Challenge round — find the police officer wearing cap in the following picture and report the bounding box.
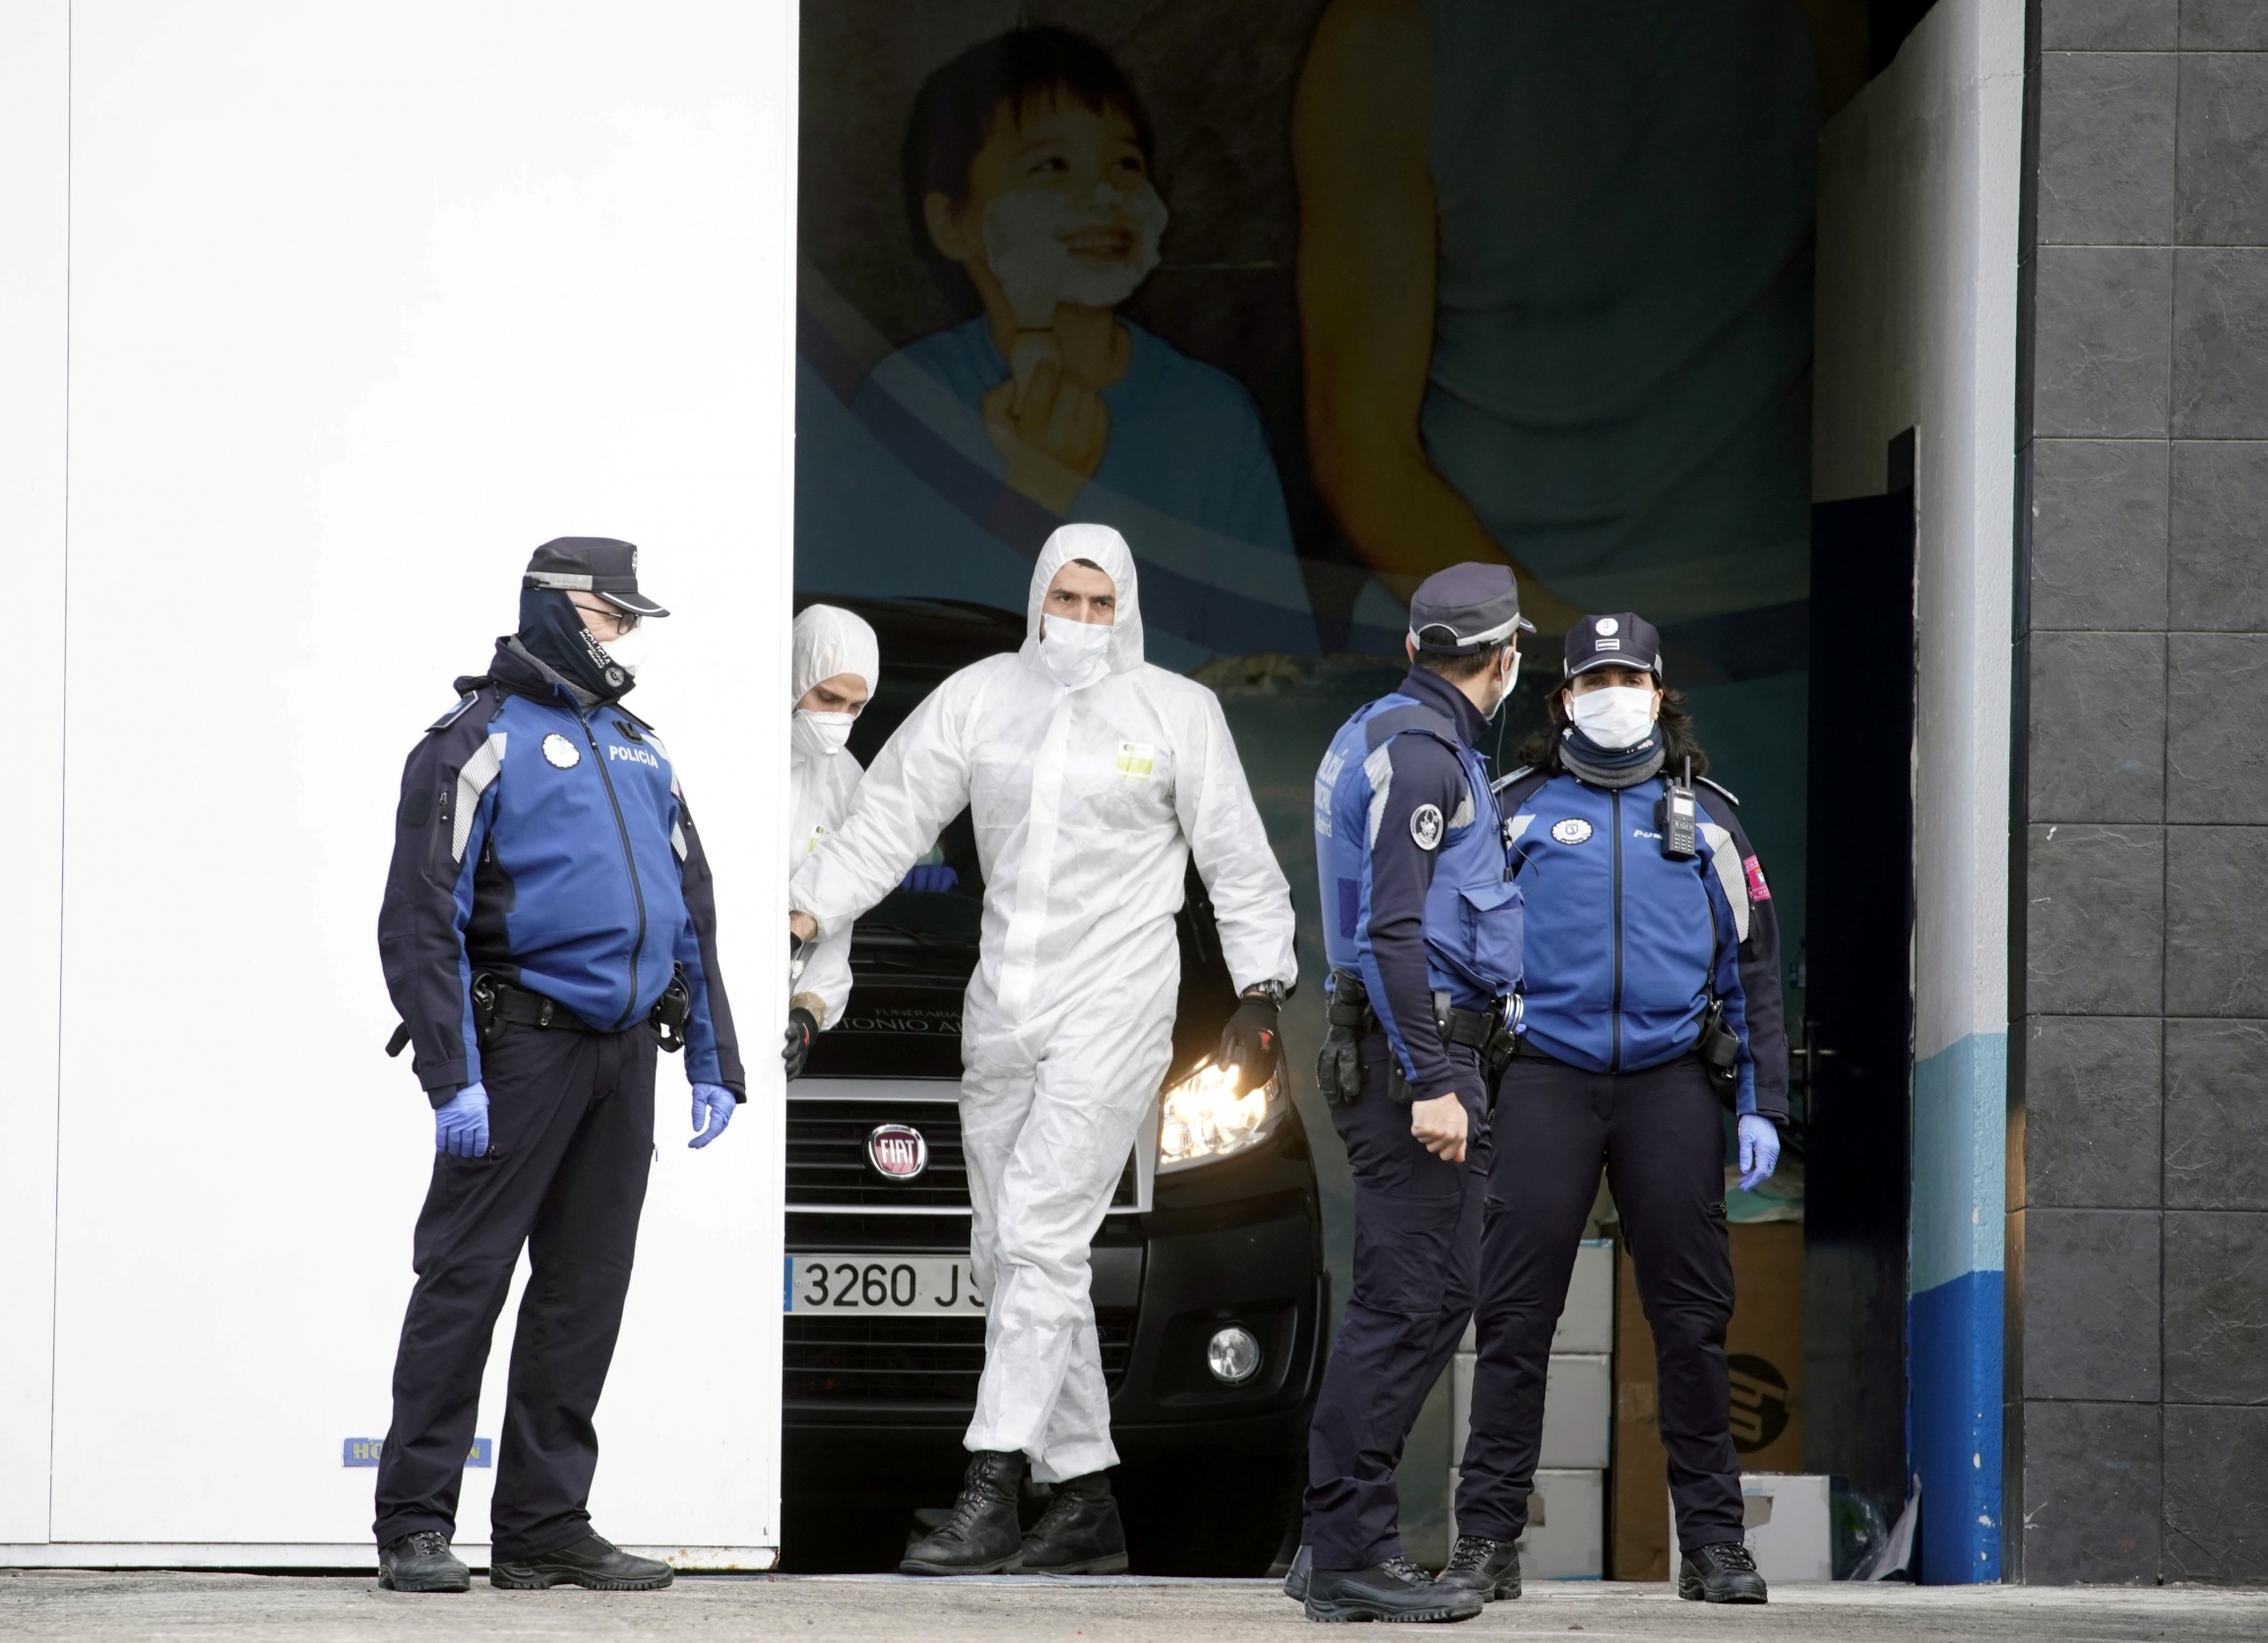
[372,537,745,1595]
[1290,564,1530,1623]
[1444,613,1788,1607]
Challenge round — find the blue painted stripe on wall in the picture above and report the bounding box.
[1910,1269,2003,1583]
[1910,1032,2007,1294]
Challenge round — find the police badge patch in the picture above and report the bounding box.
[1550,817,1594,845]
[1410,803,1444,851]
[541,732,582,769]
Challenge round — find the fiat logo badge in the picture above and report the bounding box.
[866,1123,928,1181]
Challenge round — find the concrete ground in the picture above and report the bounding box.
[6,1571,2267,1642]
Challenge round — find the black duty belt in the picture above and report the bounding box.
[475,975,599,1036]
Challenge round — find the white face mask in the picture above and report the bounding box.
[1039,612,1114,689]
[792,709,855,761]
[981,181,1168,328]
[598,624,651,677]
[1567,684,1658,750]
[1482,648,1522,723]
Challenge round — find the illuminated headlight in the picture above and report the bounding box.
[1159,1059,1284,1173]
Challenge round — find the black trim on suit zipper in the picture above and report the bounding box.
[1609,787,1623,1072]
[577,706,647,1029]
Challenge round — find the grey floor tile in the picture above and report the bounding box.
[2166,1019,2268,1209]
[2028,632,2167,823]
[2012,1399,2162,1583]
[2183,0,2268,50]
[2032,248,2174,438]
[2027,439,2169,633]
[2025,824,2166,1016]
[2166,1212,2268,1401]
[2166,1405,2268,1579]
[2040,53,2177,247]
[2170,440,2268,629]
[2178,53,2268,246]
[2024,1016,2163,1210]
[2166,827,2268,1015]
[2174,249,2268,438]
[2018,1207,2163,1401]
[2168,634,2268,822]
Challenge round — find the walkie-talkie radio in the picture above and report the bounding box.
[1657,756,1698,860]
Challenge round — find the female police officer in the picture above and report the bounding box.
[1440,612,1787,1607]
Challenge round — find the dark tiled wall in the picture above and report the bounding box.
[2010,0,2268,1586]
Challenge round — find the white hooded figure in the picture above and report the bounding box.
[789,524,1296,1499]
[788,604,880,1033]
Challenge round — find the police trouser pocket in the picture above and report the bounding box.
[1351,1189,1466,1317]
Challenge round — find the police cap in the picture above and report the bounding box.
[1407,562,1535,656]
[523,537,669,618]
[1563,612,1664,680]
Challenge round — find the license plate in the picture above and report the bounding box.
[786,1253,986,1314]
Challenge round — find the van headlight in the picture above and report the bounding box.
[1159,1059,1284,1173]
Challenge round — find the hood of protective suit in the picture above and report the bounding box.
[1022,523,1145,677]
[792,603,880,705]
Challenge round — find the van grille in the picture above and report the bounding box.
[787,1091,1135,1211]
[783,1308,1136,1404]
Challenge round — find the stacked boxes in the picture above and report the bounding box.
[1446,1237,1614,1578]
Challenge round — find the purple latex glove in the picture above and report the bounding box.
[435,1082,490,1159]
[901,863,959,895]
[689,1082,737,1150]
[1736,1113,1781,1192]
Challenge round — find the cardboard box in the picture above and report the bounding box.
[1451,1467,1604,1578]
[1610,1223,1805,1580]
[1670,1474,1832,1583]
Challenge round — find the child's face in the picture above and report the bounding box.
[934,95,1152,279]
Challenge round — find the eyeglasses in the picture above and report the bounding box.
[569,600,640,637]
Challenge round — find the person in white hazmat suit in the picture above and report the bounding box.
[788,523,1297,1577]
[783,604,881,1075]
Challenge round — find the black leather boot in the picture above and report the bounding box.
[489,1533,671,1591]
[1304,1556,1483,1623]
[1436,1534,1522,1601]
[1016,1471,1128,1575]
[1281,1543,1312,1602]
[901,1450,1027,1575]
[1677,1540,1769,1603]
[377,1531,470,1593]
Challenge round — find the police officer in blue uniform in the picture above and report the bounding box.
[372,538,745,1595]
[1442,613,1786,1607]
[1292,564,1529,1624]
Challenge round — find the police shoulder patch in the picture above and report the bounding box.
[1410,802,1444,852]
[425,691,481,733]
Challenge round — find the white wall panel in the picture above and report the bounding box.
[46,0,792,1557]
[0,0,71,1547]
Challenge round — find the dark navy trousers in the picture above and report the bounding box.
[373,1022,656,1559]
[1303,1033,1490,1571]
[1454,1050,1744,1554]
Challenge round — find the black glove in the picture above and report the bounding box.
[1315,1024,1362,1106]
[783,1006,817,1079]
[1219,991,1281,1092]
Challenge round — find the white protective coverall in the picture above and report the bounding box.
[788,604,880,1029]
[790,524,1296,1481]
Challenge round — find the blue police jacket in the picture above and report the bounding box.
[1498,762,1787,1119]
[1314,667,1521,1098]
[379,638,744,1105]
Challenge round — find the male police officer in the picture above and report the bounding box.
[373,537,745,1594]
[1293,564,1528,1623]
